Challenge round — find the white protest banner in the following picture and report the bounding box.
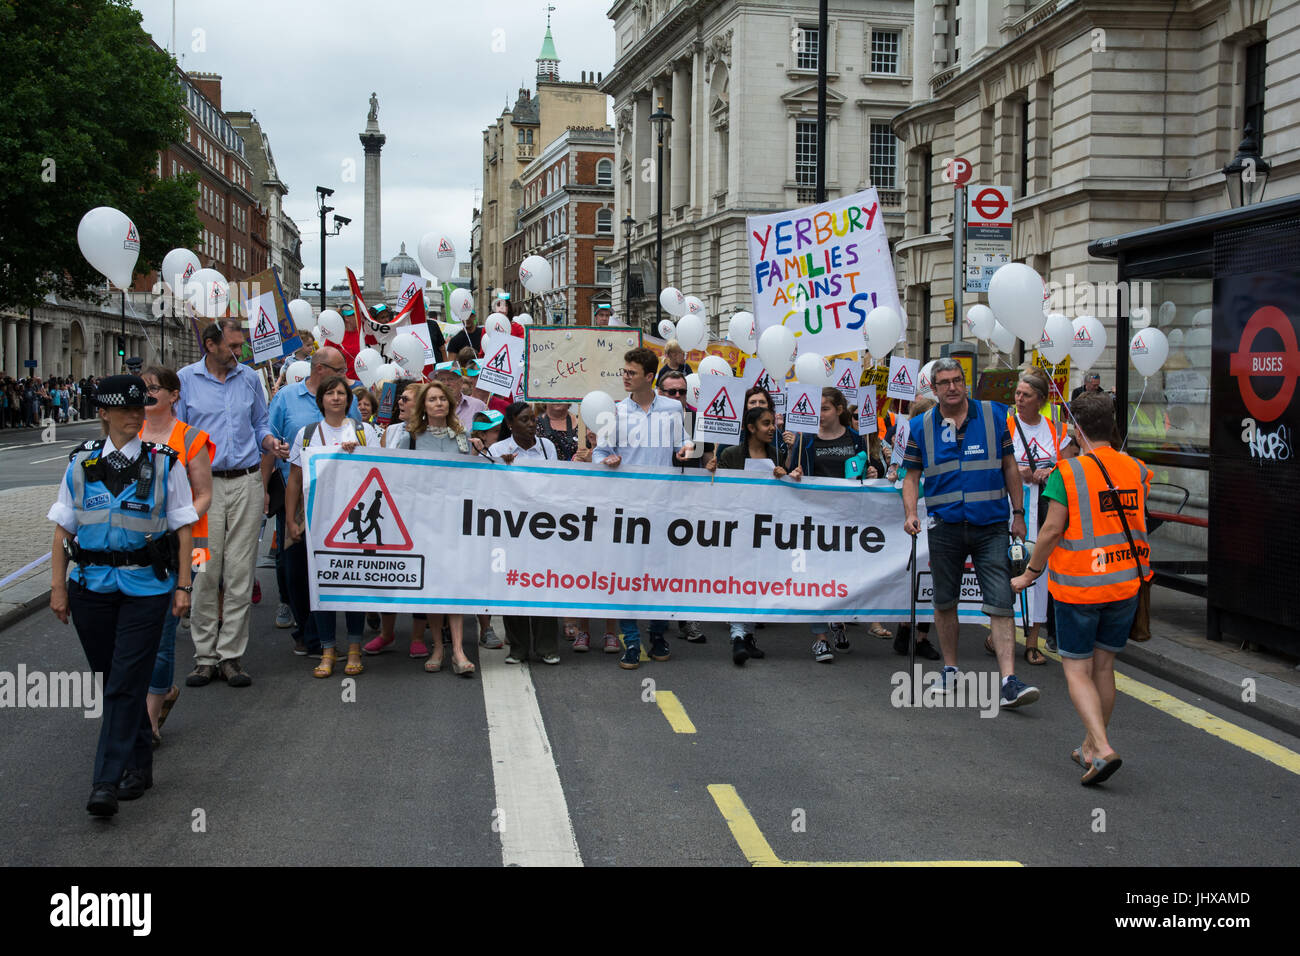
[744,363,786,413]
[246,290,282,364]
[480,336,525,398]
[832,359,862,405]
[784,383,821,434]
[396,273,424,312]
[747,187,903,358]
[301,450,984,622]
[886,356,920,401]
[407,322,436,364]
[525,326,641,401]
[694,378,745,443]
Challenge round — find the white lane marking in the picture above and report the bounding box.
[479,615,583,867]
[29,455,70,464]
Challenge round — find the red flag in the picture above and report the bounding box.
[346,266,373,327]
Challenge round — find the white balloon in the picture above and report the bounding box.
[1167,328,1185,347]
[1187,328,1212,349]
[448,288,474,321]
[318,309,345,344]
[391,333,426,372]
[579,390,617,431]
[795,351,832,386]
[728,312,756,352]
[1158,301,1177,327]
[988,263,1048,344]
[966,304,996,341]
[516,312,533,326]
[756,326,796,377]
[1070,315,1107,371]
[374,363,402,384]
[1130,328,1169,378]
[287,298,315,333]
[354,348,383,386]
[485,314,511,338]
[311,325,322,342]
[286,361,311,385]
[519,255,553,294]
[1192,308,1212,327]
[685,373,702,407]
[988,321,1017,354]
[659,287,687,317]
[160,248,200,296]
[1130,306,1151,330]
[76,206,140,290]
[417,233,456,282]
[918,360,936,397]
[657,319,676,339]
[675,313,707,352]
[1039,313,1074,364]
[864,306,903,357]
[683,295,706,318]
[189,268,229,319]
[698,354,731,377]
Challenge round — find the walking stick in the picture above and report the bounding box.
[908,530,918,682]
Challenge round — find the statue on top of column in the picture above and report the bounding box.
[368,92,379,123]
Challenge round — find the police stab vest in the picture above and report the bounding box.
[68,439,176,597]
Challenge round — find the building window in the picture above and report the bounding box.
[871,30,900,74]
[517,128,533,145]
[796,26,820,70]
[596,158,613,186]
[921,147,933,232]
[920,285,932,362]
[1020,97,1030,198]
[1245,40,1266,150]
[596,256,612,285]
[795,119,818,199]
[869,122,897,188]
[597,208,613,234]
[953,1,961,64]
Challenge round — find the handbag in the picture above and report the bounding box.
[1085,452,1152,642]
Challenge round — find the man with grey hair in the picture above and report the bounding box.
[268,346,359,654]
[176,319,289,688]
[901,357,1040,708]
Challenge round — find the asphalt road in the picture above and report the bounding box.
[0,420,102,492]
[1,596,1296,866]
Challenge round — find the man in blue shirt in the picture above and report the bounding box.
[175,319,288,689]
[901,358,1039,709]
[267,346,358,654]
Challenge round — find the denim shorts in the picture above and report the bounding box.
[1053,596,1138,659]
[926,519,1014,617]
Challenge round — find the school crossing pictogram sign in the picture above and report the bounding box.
[324,468,414,552]
[790,392,816,416]
[693,380,745,442]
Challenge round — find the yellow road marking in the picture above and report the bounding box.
[1010,627,1300,776]
[707,784,1021,867]
[656,691,696,734]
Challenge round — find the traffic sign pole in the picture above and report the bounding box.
[953,185,965,345]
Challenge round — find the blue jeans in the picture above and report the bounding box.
[314,611,365,650]
[1054,596,1138,659]
[926,519,1014,616]
[619,619,666,647]
[149,607,179,695]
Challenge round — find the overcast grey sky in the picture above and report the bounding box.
[132,0,616,290]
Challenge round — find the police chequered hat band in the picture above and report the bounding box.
[95,375,157,408]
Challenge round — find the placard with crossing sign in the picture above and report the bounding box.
[965,185,1013,294]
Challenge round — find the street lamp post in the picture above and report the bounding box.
[650,96,673,331]
[1222,124,1270,208]
[622,210,635,324]
[316,186,350,312]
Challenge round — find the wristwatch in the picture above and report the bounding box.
[1012,508,1025,515]
[177,585,193,593]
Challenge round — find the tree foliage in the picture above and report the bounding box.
[0,0,201,309]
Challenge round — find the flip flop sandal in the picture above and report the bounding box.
[869,623,893,638]
[1024,645,1047,665]
[344,652,364,676]
[1070,744,1088,769]
[1081,753,1123,786]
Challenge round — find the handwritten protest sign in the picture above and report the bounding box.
[747,187,903,357]
[525,326,641,402]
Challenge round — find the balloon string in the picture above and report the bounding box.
[1121,377,1148,452]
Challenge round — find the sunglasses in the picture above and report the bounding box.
[662,388,686,397]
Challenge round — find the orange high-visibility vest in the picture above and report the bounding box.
[1007,411,1064,464]
[1047,447,1153,604]
[151,420,214,567]
[877,411,895,441]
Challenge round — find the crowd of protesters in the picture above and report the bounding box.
[48,290,1152,815]
[2,374,98,427]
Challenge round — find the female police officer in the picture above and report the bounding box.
[47,375,197,817]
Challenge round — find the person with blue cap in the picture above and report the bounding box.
[47,375,198,817]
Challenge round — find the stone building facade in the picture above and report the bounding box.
[601,0,915,334]
[229,111,304,300]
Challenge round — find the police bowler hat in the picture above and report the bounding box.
[95,375,156,408]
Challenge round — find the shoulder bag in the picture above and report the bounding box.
[1085,452,1152,642]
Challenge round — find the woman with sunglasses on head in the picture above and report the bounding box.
[285,376,380,679]
[137,366,214,747]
